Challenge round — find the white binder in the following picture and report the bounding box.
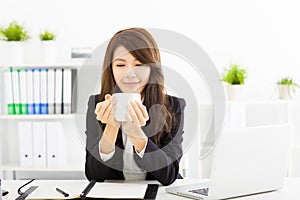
[63,69,72,114]
[26,69,35,114]
[12,69,21,114]
[19,69,28,114]
[47,69,55,114]
[55,69,63,114]
[40,69,48,114]
[46,122,67,168]
[32,121,47,168]
[18,122,34,167]
[4,69,14,114]
[33,69,41,114]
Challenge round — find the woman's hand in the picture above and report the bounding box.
[123,100,149,132]
[122,100,149,152]
[95,94,120,129]
[96,94,121,154]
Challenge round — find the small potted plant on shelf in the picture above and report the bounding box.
[39,30,56,63]
[0,21,30,65]
[221,64,247,100]
[277,77,299,100]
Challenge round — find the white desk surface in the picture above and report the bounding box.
[2,178,300,199]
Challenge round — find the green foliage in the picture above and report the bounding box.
[277,77,299,87]
[221,64,247,85]
[39,30,56,41]
[0,21,30,41]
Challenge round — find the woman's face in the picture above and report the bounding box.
[112,46,151,94]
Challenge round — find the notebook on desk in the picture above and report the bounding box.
[24,181,158,199]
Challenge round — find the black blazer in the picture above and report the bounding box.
[85,94,186,186]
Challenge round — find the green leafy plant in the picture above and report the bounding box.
[221,64,247,85]
[39,30,56,41]
[0,21,30,41]
[277,77,299,87]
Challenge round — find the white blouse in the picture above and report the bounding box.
[99,131,148,180]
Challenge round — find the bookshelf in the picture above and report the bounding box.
[0,60,92,179]
[0,60,85,69]
[0,114,76,120]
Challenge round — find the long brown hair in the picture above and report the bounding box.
[100,28,173,145]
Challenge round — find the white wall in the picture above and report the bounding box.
[1,0,300,97]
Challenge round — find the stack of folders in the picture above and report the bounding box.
[18,121,67,168]
[3,67,76,115]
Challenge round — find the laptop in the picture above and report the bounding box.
[166,124,292,199]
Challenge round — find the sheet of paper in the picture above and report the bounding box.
[26,180,88,199]
[88,182,148,199]
[25,181,147,199]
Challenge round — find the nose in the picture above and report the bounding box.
[125,67,136,78]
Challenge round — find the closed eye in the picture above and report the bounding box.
[116,64,125,67]
[136,64,146,67]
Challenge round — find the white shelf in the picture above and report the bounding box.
[0,114,77,120]
[0,59,90,179]
[227,99,295,104]
[199,99,297,105]
[0,59,85,68]
[292,145,300,149]
[0,164,84,172]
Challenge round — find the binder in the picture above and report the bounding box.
[46,122,66,168]
[40,68,48,114]
[47,69,55,114]
[18,122,34,167]
[33,69,41,114]
[27,69,35,114]
[12,69,22,114]
[55,68,63,114]
[4,68,15,114]
[32,121,47,168]
[63,69,72,114]
[19,69,28,114]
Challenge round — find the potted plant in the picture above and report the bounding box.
[277,77,299,100]
[0,21,30,64]
[221,64,247,100]
[39,30,56,63]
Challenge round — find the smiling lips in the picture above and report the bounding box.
[123,82,140,87]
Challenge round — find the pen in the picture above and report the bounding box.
[80,180,96,199]
[56,187,69,197]
[2,189,9,196]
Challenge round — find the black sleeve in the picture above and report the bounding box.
[84,95,123,182]
[133,97,186,186]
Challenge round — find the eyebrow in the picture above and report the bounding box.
[113,58,139,62]
[114,58,126,62]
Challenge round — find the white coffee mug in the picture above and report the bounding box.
[113,93,141,121]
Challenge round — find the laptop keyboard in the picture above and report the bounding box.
[188,188,209,196]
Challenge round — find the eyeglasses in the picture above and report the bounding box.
[16,179,38,200]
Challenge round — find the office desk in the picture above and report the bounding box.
[2,178,300,199]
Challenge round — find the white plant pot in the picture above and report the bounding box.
[278,85,292,100]
[226,84,245,100]
[3,41,23,65]
[40,40,56,63]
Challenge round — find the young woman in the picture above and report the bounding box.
[85,28,186,186]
